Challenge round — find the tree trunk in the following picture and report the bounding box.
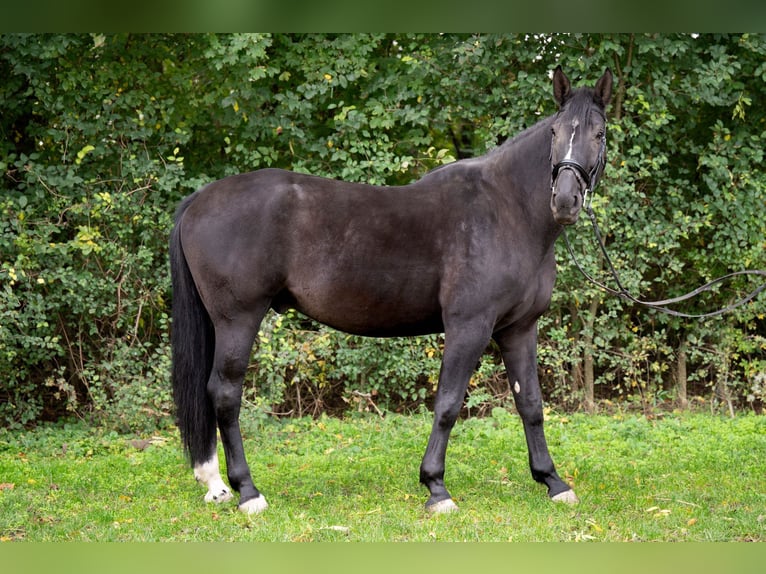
[676,339,688,410]
[569,304,583,400]
[582,297,600,413]
[570,360,583,396]
[715,352,735,419]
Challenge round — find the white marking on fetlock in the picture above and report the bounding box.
[239,495,269,514]
[194,454,233,504]
[427,498,459,514]
[551,489,579,504]
[513,380,521,394]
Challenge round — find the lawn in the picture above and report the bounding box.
[1,409,764,542]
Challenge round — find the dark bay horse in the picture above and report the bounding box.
[170,66,613,514]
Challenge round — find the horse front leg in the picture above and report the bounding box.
[420,321,492,513]
[494,323,578,504]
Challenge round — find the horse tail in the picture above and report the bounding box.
[169,192,217,465]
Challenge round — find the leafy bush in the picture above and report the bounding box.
[246,310,443,417]
[0,35,188,429]
[1,33,764,430]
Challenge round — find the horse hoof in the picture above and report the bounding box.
[426,498,459,514]
[204,487,233,504]
[551,489,579,504]
[239,495,269,514]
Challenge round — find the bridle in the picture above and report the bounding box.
[550,132,607,204]
[555,132,766,319]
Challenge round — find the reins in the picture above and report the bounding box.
[562,200,766,319]
[550,116,766,319]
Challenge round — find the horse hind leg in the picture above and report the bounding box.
[208,311,270,514]
[194,451,233,504]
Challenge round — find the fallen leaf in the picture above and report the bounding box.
[586,519,603,533]
[0,483,15,491]
[687,518,698,526]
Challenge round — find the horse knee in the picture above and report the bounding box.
[434,405,461,432]
[513,390,544,424]
[519,405,544,427]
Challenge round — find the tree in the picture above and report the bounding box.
[1,33,764,429]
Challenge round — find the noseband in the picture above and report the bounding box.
[551,159,594,192]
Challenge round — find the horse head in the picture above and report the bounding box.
[549,66,612,225]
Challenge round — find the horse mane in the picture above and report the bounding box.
[498,114,554,149]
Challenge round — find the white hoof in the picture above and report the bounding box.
[239,495,269,514]
[427,498,459,514]
[551,489,579,504]
[204,487,233,504]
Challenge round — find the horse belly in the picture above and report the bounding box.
[282,267,444,337]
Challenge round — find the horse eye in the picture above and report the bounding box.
[596,130,605,140]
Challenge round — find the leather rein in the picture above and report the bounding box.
[553,149,766,319]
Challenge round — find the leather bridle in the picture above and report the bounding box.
[550,134,607,202]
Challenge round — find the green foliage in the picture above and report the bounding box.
[541,33,766,412]
[247,310,442,418]
[1,412,764,541]
[1,33,765,429]
[0,34,189,429]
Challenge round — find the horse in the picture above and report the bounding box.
[169,66,613,514]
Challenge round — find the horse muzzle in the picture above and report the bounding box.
[550,171,584,225]
[550,158,597,225]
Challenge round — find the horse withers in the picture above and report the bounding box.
[170,66,613,514]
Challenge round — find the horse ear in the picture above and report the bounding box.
[594,68,613,107]
[553,65,571,108]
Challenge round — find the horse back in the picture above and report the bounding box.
[179,167,552,336]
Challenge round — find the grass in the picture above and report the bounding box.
[1,408,764,542]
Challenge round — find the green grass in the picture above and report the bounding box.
[1,409,764,542]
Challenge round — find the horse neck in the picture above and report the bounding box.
[488,116,561,246]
